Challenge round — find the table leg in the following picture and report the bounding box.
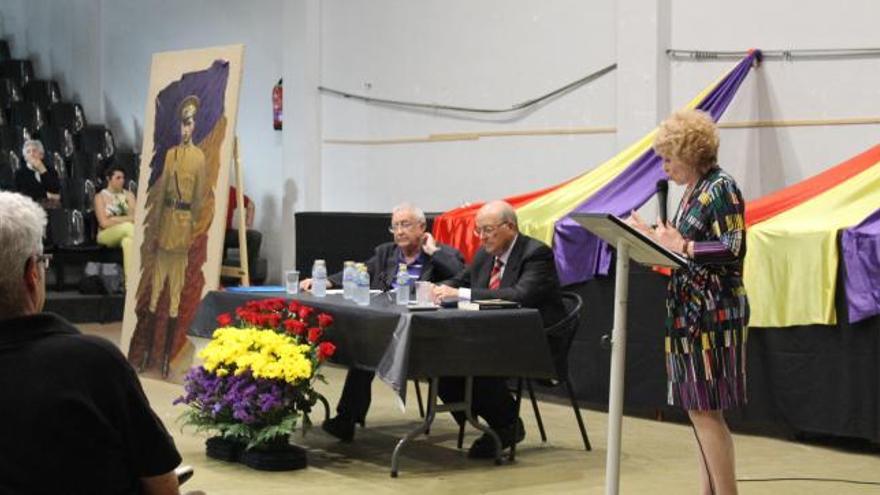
[391,378,437,477]
[390,376,503,477]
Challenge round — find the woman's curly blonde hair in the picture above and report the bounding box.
[653,109,719,173]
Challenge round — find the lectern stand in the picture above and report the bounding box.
[569,213,686,495]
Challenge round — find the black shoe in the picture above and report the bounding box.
[322,415,355,443]
[468,418,525,459]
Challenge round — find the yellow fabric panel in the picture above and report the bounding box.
[745,162,880,327]
[515,79,720,245]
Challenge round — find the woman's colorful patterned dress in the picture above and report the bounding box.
[666,166,749,411]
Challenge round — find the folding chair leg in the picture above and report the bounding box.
[526,379,547,443]
[457,422,465,449]
[564,379,591,451]
[414,379,425,419]
[510,378,524,461]
[317,393,331,422]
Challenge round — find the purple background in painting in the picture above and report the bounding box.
[148,60,229,186]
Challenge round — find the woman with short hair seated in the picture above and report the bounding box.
[94,165,136,282]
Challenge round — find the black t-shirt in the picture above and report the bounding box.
[0,313,181,494]
[14,166,61,202]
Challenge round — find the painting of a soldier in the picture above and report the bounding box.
[127,60,230,379]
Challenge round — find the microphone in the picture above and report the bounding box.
[656,179,669,225]
[376,270,392,293]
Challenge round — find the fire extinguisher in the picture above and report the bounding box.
[272,78,283,130]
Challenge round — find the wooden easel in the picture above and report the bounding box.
[220,137,251,286]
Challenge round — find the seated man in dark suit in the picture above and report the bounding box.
[0,192,183,494]
[14,139,61,206]
[300,202,465,441]
[433,200,566,458]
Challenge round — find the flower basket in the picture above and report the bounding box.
[176,298,337,471]
[239,435,308,471]
[205,436,245,462]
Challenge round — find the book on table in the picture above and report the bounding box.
[472,299,521,310]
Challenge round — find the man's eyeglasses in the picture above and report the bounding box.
[35,253,52,269]
[388,221,418,234]
[473,222,508,237]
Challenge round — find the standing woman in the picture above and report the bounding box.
[629,109,748,495]
[95,165,137,283]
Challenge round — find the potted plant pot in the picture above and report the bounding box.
[239,436,308,471]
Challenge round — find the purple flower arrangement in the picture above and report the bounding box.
[174,298,336,450]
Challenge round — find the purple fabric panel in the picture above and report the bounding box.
[552,51,759,286]
[148,60,230,186]
[842,207,880,323]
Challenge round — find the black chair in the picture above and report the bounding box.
[70,152,99,182]
[46,151,68,180]
[78,124,115,160]
[47,102,86,133]
[0,149,19,190]
[525,292,591,450]
[46,207,87,249]
[0,125,29,154]
[454,291,592,454]
[61,175,96,212]
[0,59,34,87]
[9,100,44,134]
[0,41,10,62]
[39,126,75,158]
[23,79,62,109]
[0,77,21,109]
[221,229,268,286]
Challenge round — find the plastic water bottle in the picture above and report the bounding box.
[312,259,327,297]
[355,263,371,306]
[342,261,355,300]
[395,263,410,305]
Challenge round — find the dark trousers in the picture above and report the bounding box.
[336,368,374,422]
[437,377,517,430]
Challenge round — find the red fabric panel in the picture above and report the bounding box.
[745,143,880,226]
[432,180,570,261]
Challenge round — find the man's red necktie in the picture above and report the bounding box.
[488,258,503,290]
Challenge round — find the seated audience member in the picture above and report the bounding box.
[223,185,262,284]
[301,202,465,442]
[0,191,183,494]
[432,200,566,458]
[225,185,254,230]
[95,165,137,281]
[15,139,61,206]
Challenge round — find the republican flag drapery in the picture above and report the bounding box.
[433,51,761,286]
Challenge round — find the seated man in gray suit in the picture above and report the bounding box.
[433,200,566,458]
[300,202,465,442]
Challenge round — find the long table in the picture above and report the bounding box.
[190,290,556,475]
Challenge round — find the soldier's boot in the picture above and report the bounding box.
[128,310,156,372]
[161,317,179,379]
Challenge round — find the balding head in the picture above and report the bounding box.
[475,200,518,256]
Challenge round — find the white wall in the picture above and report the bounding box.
[4,0,880,279]
[319,0,618,212]
[670,0,880,200]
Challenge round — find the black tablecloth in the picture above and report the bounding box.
[191,291,556,404]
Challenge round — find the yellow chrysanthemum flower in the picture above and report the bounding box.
[197,327,313,384]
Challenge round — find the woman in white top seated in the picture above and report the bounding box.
[94,165,137,282]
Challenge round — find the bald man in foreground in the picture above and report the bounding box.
[432,200,566,459]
